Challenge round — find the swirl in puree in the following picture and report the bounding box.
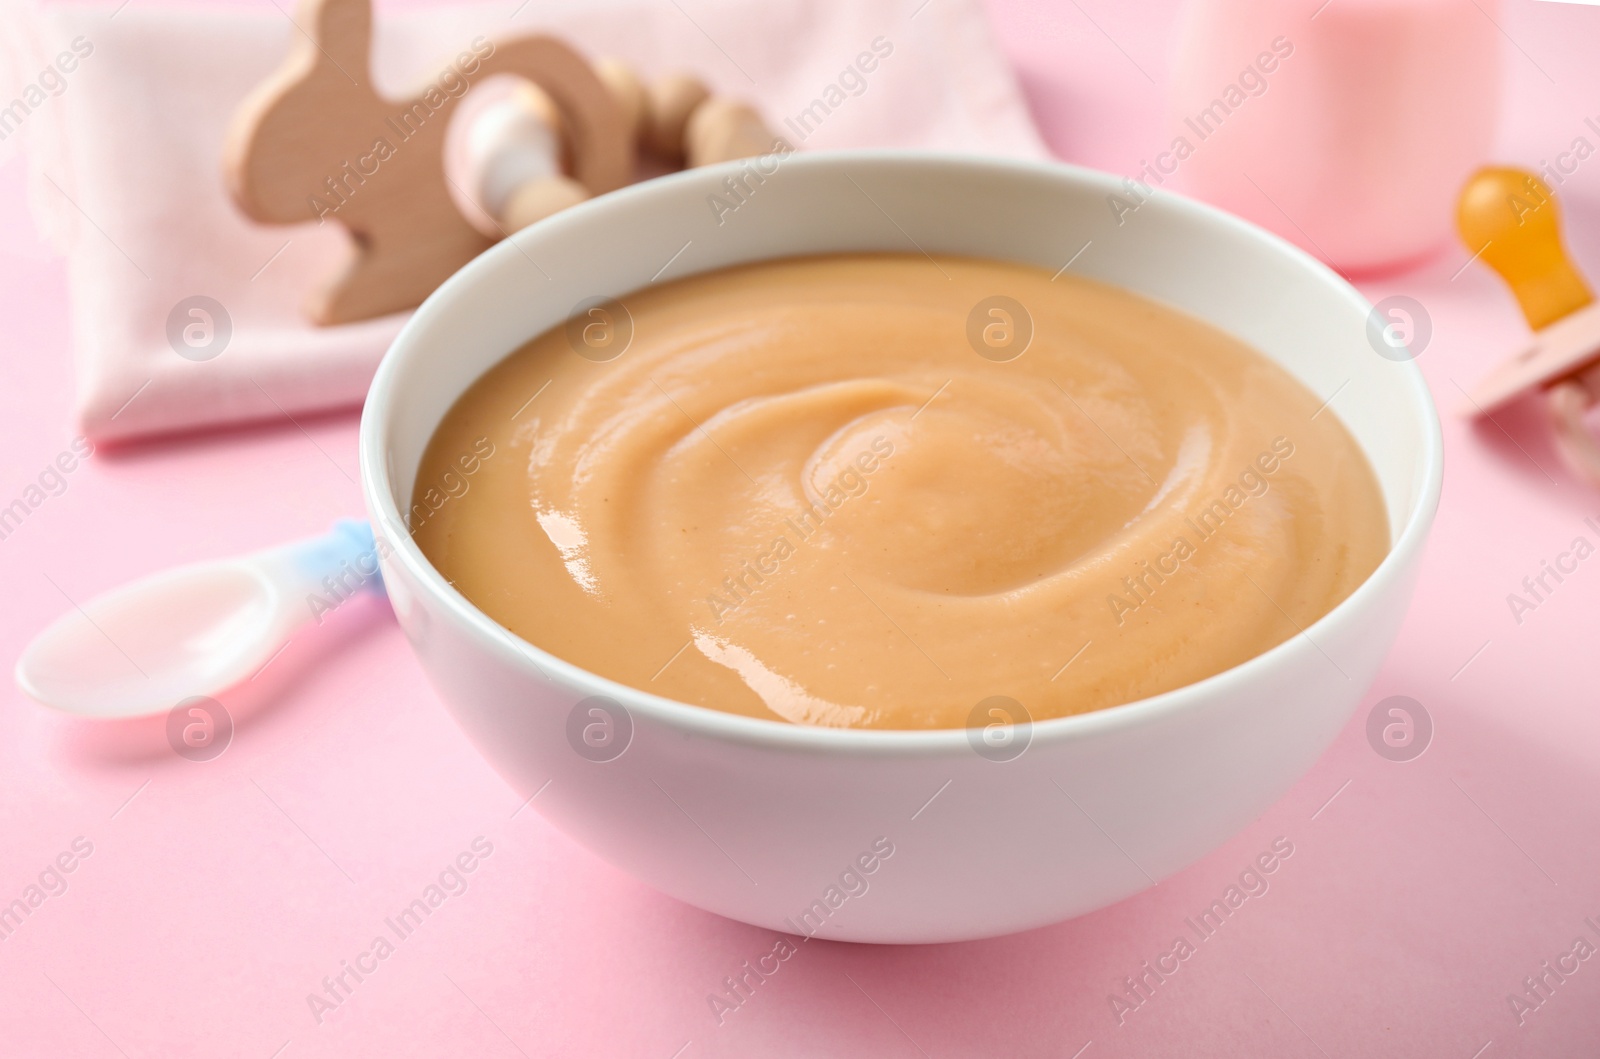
[413,254,1388,729]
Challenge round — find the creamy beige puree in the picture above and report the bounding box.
[414,254,1388,729]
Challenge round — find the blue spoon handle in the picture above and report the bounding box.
[285,519,386,601]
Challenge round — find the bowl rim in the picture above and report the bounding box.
[359,148,1444,757]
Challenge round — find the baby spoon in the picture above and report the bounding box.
[15,519,384,720]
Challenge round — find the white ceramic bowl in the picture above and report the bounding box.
[359,151,1441,944]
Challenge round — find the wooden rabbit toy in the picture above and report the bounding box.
[224,0,630,324]
[224,0,785,325]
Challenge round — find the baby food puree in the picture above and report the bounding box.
[414,254,1387,729]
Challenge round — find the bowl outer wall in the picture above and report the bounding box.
[359,151,1442,943]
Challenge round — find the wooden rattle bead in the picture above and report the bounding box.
[516,80,560,129]
[644,73,710,162]
[467,87,563,221]
[514,82,573,174]
[685,97,783,167]
[595,58,646,143]
[501,175,590,232]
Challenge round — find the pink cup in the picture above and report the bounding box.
[1165,0,1500,273]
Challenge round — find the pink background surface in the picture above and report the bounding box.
[4,1,1600,1056]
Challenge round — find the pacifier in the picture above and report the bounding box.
[1457,167,1600,485]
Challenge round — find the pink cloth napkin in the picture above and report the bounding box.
[2,0,1046,445]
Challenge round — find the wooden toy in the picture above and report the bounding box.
[1457,167,1600,486]
[224,0,786,325]
[595,59,647,143]
[502,175,592,233]
[466,85,567,226]
[643,74,711,163]
[224,0,631,324]
[686,98,782,167]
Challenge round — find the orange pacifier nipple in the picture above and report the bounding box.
[1457,167,1600,487]
[1457,167,1593,330]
